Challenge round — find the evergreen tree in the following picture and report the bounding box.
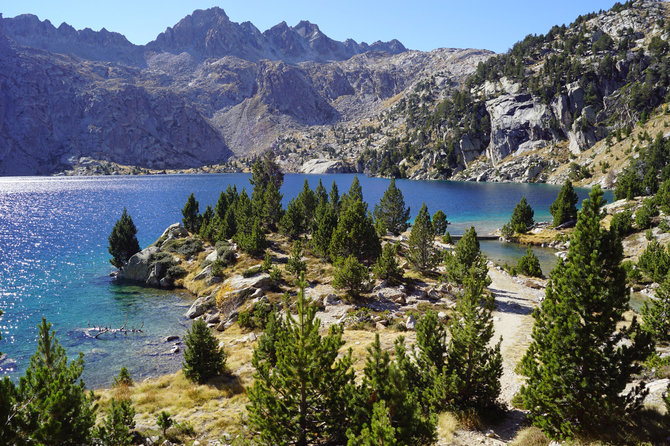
[333,255,370,298]
[373,179,410,236]
[250,153,284,219]
[214,190,229,221]
[347,401,397,446]
[238,218,267,256]
[407,203,439,272]
[182,193,201,233]
[262,181,283,231]
[234,189,254,237]
[247,279,355,445]
[444,226,489,285]
[18,318,95,445]
[280,198,306,239]
[108,208,141,268]
[373,243,404,284]
[156,411,173,438]
[517,248,543,278]
[0,310,18,444]
[350,334,436,445]
[441,271,502,412]
[550,180,579,227]
[341,175,364,212]
[330,200,381,264]
[519,186,652,440]
[642,272,670,342]
[329,181,341,214]
[94,398,136,446]
[509,197,535,233]
[182,319,227,383]
[199,204,214,240]
[298,179,318,230]
[286,240,307,280]
[219,206,237,240]
[312,203,338,260]
[432,210,448,236]
[315,179,329,208]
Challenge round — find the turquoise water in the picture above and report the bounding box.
[0,174,610,388]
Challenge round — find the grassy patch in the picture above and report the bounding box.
[437,412,458,443]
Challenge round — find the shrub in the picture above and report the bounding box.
[182,320,227,383]
[94,398,135,446]
[609,210,633,238]
[162,238,203,257]
[638,240,670,283]
[238,301,272,331]
[156,411,173,438]
[112,367,133,387]
[286,240,307,280]
[165,265,187,282]
[333,255,371,298]
[243,265,264,278]
[517,248,543,278]
[442,232,454,244]
[635,198,658,230]
[373,243,403,284]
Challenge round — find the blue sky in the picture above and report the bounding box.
[2,0,621,53]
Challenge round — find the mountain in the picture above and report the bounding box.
[332,0,670,185]
[0,8,489,175]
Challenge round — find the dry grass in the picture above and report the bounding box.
[437,412,459,443]
[511,426,550,446]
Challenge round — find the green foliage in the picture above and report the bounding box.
[373,178,410,236]
[519,186,652,440]
[113,366,133,387]
[262,181,284,231]
[237,218,267,256]
[638,240,670,283]
[330,200,381,264]
[635,198,659,230]
[261,249,272,271]
[286,240,307,280]
[333,255,371,298]
[280,197,306,239]
[161,237,203,257]
[156,411,173,438]
[609,210,634,238]
[642,272,670,342]
[298,180,318,231]
[182,193,201,233]
[406,203,439,272]
[440,271,503,412]
[18,318,95,445]
[94,398,136,446]
[341,175,364,212]
[373,243,404,284]
[347,401,398,446]
[238,301,273,331]
[250,153,284,225]
[444,227,489,285]
[349,333,436,445]
[312,203,338,260]
[432,210,448,236]
[329,181,340,214]
[182,320,227,383]
[442,231,454,244]
[108,208,141,268]
[509,197,535,234]
[517,248,543,278]
[549,180,579,227]
[0,310,18,444]
[247,279,355,445]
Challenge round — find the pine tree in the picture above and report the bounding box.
[517,248,543,278]
[250,153,284,219]
[549,180,579,227]
[329,181,341,214]
[444,226,489,285]
[312,203,338,260]
[330,200,381,264]
[182,193,201,233]
[247,279,355,445]
[214,190,229,221]
[349,334,436,445]
[333,255,370,299]
[642,272,670,342]
[509,197,534,233]
[18,318,95,445]
[347,401,398,446]
[298,179,317,230]
[315,179,329,208]
[441,271,502,412]
[108,208,141,268]
[286,240,307,280]
[373,178,410,236]
[0,310,18,444]
[238,218,267,256]
[182,319,227,383]
[341,175,364,212]
[519,186,653,440]
[234,189,253,236]
[280,197,306,239]
[94,398,136,446]
[219,206,237,240]
[373,243,404,284]
[407,203,439,272]
[262,181,283,231]
[432,210,448,236]
[199,204,214,240]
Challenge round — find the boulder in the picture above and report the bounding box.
[194,264,212,281]
[205,312,220,324]
[204,249,218,264]
[121,246,159,282]
[405,315,416,330]
[164,335,179,342]
[160,223,188,241]
[185,294,217,319]
[225,273,273,292]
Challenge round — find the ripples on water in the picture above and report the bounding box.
[0,174,609,388]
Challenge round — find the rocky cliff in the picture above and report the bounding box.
[2,8,465,175]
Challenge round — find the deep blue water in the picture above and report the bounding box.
[0,173,610,388]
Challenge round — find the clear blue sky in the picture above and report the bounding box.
[1,0,621,53]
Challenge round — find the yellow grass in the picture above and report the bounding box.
[437,412,459,443]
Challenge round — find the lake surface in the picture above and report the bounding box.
[0,173,610,387]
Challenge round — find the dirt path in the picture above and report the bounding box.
[449,266,546,445]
